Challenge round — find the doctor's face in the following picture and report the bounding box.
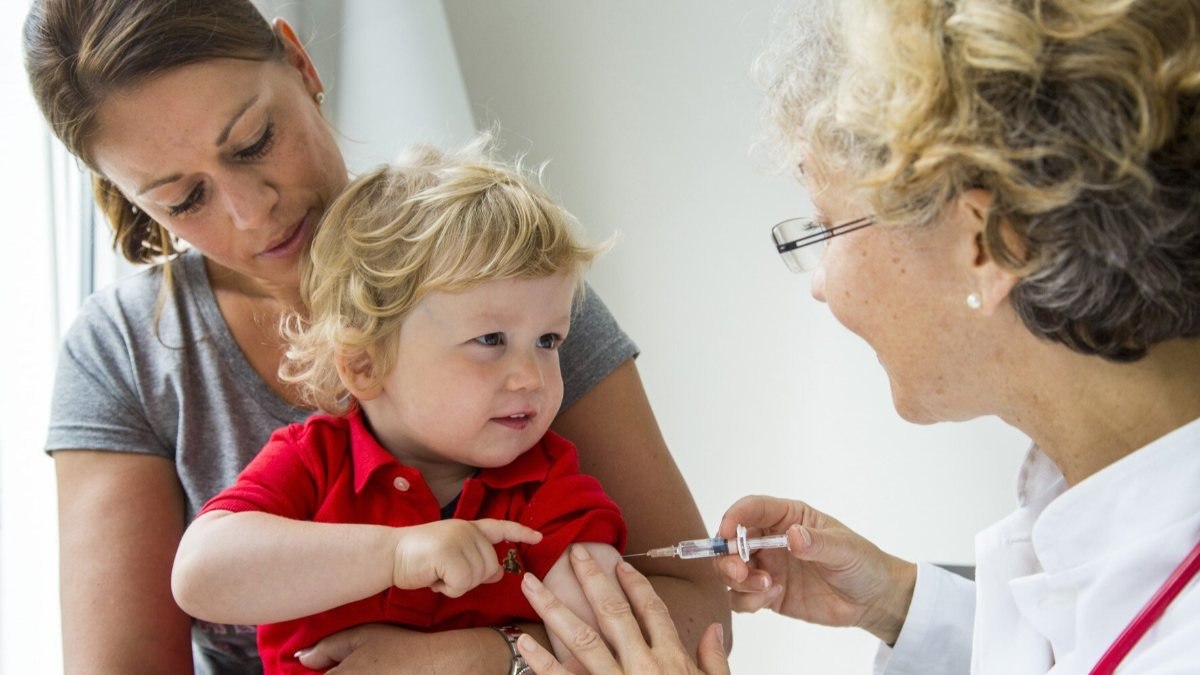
[90,53,347,293]
[803,166,984,424]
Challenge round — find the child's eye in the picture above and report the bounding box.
[474,333,504,347]
[537,334,562,349]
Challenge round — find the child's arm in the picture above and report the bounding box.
[171,512,541,625]
[540,542,624,662]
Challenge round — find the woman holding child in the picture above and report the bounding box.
[22,0,728,672]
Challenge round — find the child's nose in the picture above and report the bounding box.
[505,350,544,391]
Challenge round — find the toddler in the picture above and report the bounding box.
[172,141,627,673]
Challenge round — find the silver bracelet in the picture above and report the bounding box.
[493,624,534,675]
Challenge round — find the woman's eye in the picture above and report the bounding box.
[235,122,275,161]
[537,334,562,349]
[474,333,504,347]
[169,184,206,217]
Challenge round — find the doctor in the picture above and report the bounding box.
[516,0,1200,672]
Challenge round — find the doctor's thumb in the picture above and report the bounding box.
[788,523,855,567]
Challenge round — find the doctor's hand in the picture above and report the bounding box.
[716,495,917,645]
[519,545,730,675]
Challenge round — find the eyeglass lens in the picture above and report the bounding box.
[772,218,828,273]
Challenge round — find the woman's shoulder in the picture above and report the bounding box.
[65,249,208,348]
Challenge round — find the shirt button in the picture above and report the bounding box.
[393,476,411,491]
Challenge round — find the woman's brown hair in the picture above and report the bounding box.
[23,0,284,266]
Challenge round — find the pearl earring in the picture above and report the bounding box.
[130,204,139,215]
[315,91,326,105]
[966,293,982,309]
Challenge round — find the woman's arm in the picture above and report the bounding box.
[552,358,732,653]
[56,451,193,674]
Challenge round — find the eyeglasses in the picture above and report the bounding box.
[771,215,876,273]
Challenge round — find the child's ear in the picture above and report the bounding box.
[335,348,383,401]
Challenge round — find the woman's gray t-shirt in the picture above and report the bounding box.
[45,248,638,673]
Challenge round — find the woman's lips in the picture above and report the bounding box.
[258,213,311,259]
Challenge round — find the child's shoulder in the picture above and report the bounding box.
[535,430,582,473]
[266,411,355,448]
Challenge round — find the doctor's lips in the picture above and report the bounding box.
[257,211,313,258]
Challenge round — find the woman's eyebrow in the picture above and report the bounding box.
[135,94,261,196]
[216,94,260,146]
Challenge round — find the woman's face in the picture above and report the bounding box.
[803,166,986,424]
[90,50,347,293]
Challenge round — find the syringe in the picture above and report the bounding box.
[623,524,790,563]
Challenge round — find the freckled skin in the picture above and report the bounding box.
[805,169,990,424]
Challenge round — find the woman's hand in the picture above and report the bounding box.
[296,622,551,673]
[393,519,542,597]
[518,545,730,674]
[715,495,916,644]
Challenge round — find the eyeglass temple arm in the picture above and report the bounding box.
[775,217,875,253]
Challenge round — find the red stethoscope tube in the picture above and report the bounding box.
[1089,539,1200,675]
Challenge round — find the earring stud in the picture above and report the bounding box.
[315,91,326,105]
[966,293,982,309]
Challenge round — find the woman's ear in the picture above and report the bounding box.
[335,348,383,401]
[272,18,324,100]
[957,189,1020,316]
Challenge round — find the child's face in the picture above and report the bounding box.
[361,272,576,470]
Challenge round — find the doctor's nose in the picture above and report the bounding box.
[811,265,828,303]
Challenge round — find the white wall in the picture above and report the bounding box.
[436,1,1030,672]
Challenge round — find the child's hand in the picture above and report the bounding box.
[392,519,542,597]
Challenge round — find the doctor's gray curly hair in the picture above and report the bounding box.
[760,0,1200,361]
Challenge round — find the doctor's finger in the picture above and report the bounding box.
[728,584,783,614]
[717,495,809,538]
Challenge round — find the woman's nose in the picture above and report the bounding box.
[219,175,276,230]
[811,266,828,303]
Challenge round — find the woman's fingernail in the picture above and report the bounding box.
[714,623,725,645]
[619,560,636,573]
[522,572,543,591]
[759,575,771,591]
[293,649,310,659]
[571,544,591,560]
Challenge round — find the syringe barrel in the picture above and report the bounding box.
[745,533,790,552]
[675,537,732,560]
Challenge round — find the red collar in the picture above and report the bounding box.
[343,406,559,494]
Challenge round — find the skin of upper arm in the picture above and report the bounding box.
[55,450,194,674]
[551,358,732,649]
[541,543,622,661]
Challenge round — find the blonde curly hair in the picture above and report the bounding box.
[282,139,602,412]
[760,0,1200,361]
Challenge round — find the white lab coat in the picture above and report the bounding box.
[875,416,1200,674]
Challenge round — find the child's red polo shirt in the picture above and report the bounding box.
[198,408,627,674]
